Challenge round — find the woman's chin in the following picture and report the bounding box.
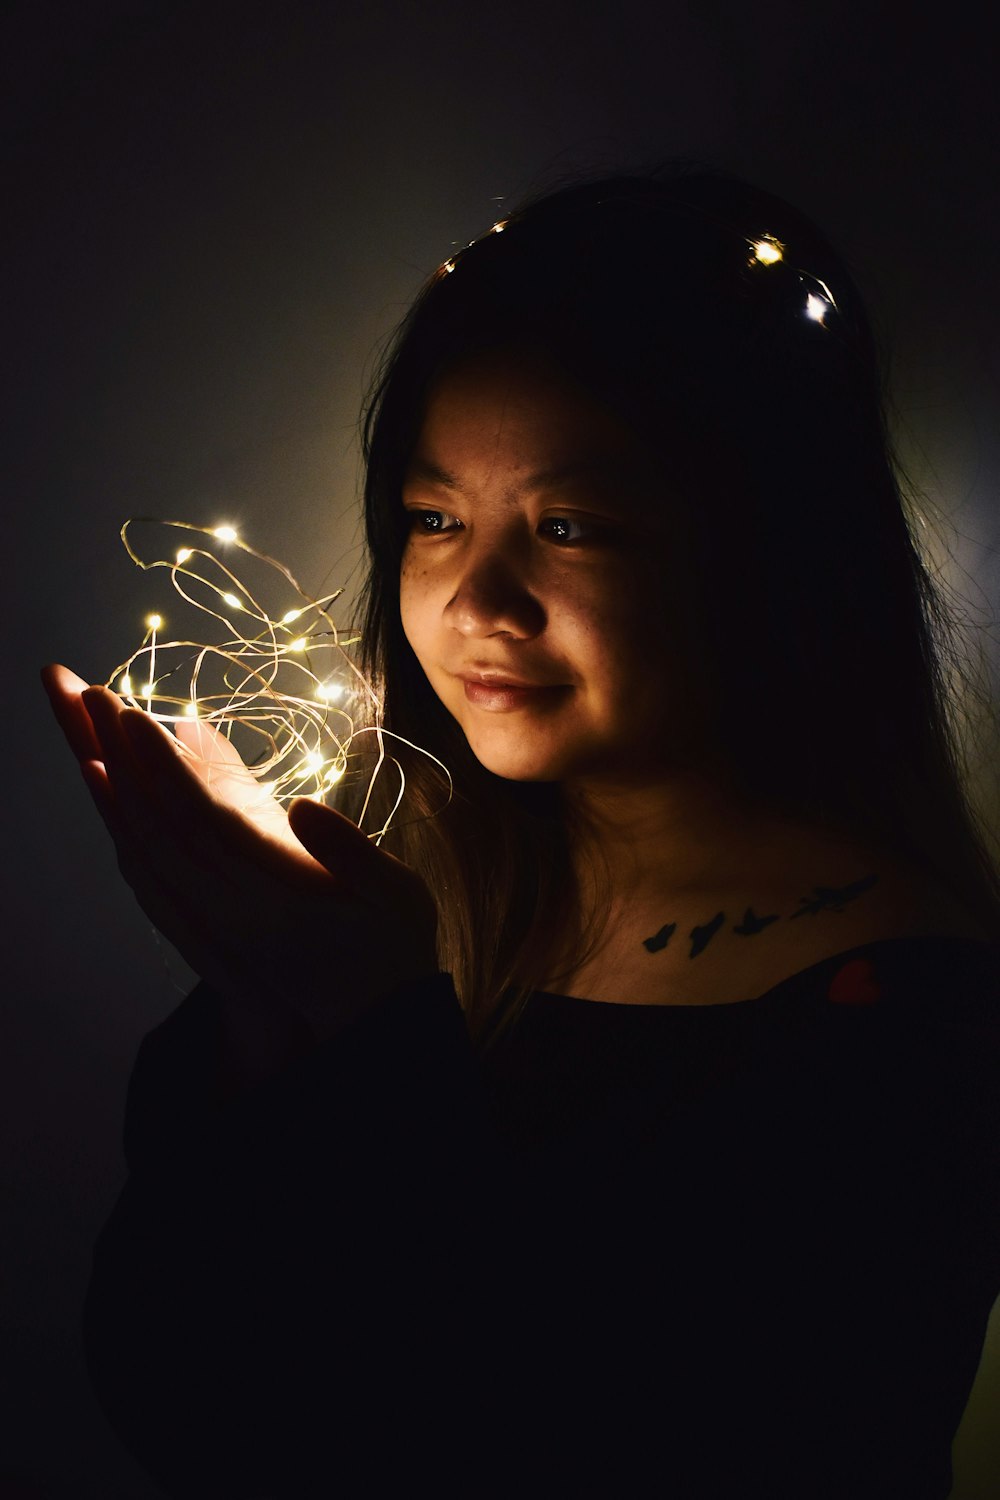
[461,732,567,783]
[475,753,561,783]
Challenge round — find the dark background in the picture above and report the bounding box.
[6,1,1000,1494]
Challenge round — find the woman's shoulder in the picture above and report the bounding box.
[733,825,996,995]
[553,822,997,1009]
[816,833,994,946]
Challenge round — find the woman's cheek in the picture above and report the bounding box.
[398,555,427,653]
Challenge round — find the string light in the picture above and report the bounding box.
[106,518,453,839]
[435,210,839,331]
[746,231,840,326]
[750,235,784,265]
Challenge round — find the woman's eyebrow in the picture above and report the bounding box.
[404,455,638,493]
[405,458,463,489]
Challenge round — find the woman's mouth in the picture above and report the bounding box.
[460,677,569,712]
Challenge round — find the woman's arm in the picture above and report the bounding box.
[85,970,496,1498]
[214,987,318,1104]
[42,664,496,1491]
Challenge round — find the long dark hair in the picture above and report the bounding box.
[345,164,1000,1038]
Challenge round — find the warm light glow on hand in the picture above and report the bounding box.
[106,518,452,839]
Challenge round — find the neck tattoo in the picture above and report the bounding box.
[642,873,879,961]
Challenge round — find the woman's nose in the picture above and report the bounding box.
[443,552,546,640]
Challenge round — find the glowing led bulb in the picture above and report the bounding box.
[141,682,154,698]
[259,780,277,796]
[147,614,162,630]
[805,293,828,322]
[184,701,199,717]
[751,236,784,265]
[491,221,506,234]
[316,681,344,701]
[305,752,324,772]
[120,674,133,695]
[213,526,238,542]
[324,763,345,786]
[222,592,243,610]
[176,548,193,564]
[282,608,303,624]
[289,637,307,653]
[442,259,456,274]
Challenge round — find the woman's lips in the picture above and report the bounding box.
[460,677,568,712]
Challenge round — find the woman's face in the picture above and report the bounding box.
[399,347,708,785]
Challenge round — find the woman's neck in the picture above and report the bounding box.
[562,768,787,902]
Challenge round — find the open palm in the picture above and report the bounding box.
[42,664,440,1044]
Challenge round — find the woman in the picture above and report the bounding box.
[44,167,1000,1497]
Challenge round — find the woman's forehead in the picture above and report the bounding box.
[409,348,664,499]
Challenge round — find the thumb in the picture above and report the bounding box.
[287,797,397,904]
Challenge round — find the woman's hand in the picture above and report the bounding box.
[41,665,440,1048]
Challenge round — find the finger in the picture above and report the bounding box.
[79,757,116,828]
[82,688,169,841]
[118,704,239,833]
[76,744,279,992]
[286,797,405,906]
[84,692,239,871]
[120,707,335,889]
[41,664,105,762]
[81,684,137,766]
[81,752,163,887]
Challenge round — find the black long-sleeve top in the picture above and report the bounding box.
[84,935,1000,1498]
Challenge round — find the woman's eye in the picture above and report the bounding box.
[539,516,599,544]
[408,509,462,534]
[404,509,612,545]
